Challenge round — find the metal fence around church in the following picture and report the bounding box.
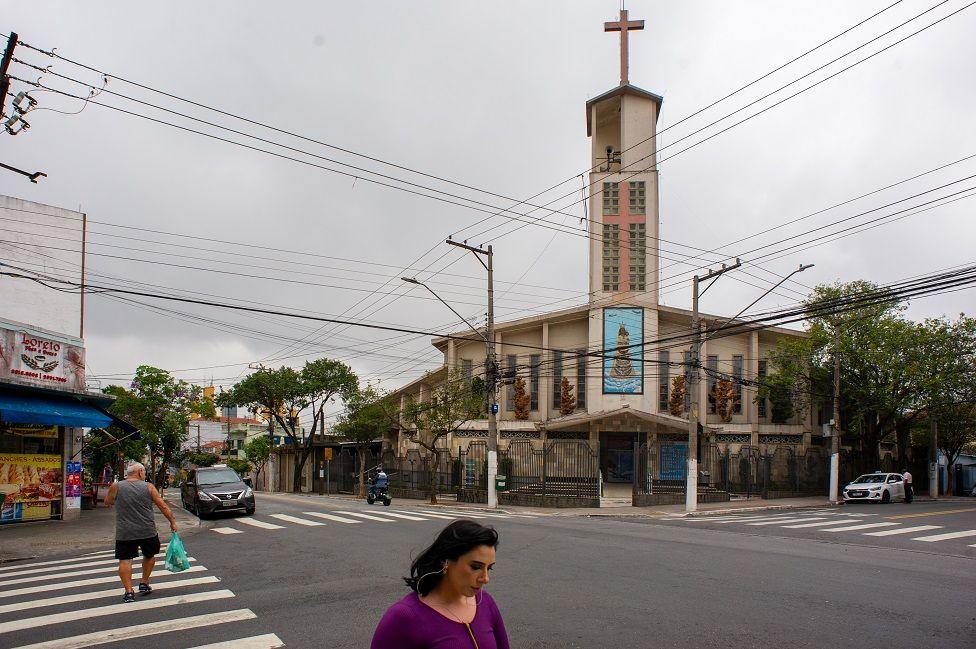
[500,439,599,499]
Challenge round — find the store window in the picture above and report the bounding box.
[0,424,64,523]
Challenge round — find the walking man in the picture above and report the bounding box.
[105,462,178,603]
[902,467,914,503]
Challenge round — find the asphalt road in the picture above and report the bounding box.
[3,495,974,648]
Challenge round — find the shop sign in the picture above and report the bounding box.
[0,454,62,523]
[65,460,82,509]
[5,425,59,438]
[0,327,86,391]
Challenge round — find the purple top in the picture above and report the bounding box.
[371,591,510,649]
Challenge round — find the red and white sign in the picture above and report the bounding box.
[0,327,86,391]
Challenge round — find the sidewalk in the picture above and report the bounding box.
[0,491,199,563]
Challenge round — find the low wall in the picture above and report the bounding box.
[457,489,487,504]
[499,492,600,508]
[632,491,730,506]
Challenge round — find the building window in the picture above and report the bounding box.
[628,181,646,214]
[758,360,768,418]
[529,354,541,411]
[505,354,517,411]
[733,355,743,414]
[602,182,619,215]
[576,350,587,410]
[659,350,670,412]
[628,222,646,291]
[707,355,718,414]
[461,359,473,382]
[683,351,692,413]
[602,224,620,291]
[552,351,563,410]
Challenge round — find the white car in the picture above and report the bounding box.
[842,472,907,504]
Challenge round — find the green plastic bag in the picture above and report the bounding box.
[164,532,191,573]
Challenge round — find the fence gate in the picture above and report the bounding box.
[542,439,599,499]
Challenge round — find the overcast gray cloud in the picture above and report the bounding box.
[2,1,974,408]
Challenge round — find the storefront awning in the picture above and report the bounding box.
[0,392,117,429]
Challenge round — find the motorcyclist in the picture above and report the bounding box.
[369,467,389,499]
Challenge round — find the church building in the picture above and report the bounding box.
[389,10,821,506]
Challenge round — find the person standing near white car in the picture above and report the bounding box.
[902,468,913,503]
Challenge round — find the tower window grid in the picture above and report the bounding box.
[602,224,620,291]
[602,182,619,215]
[629,181,646,214]
[628,222,646,291]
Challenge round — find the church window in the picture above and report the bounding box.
[758,360,768,418]
[707,355,718,414]
[505,355,517,411]
[602,224,620,291]
[529,354,541,411]
[628,222,646,291]
[629,181,646,214]
[733,355,743,414]
[602,182,619,215]
[576,350,587,410]
[659,350,670,412]
[552,351,563,409]
[683,351,692,413]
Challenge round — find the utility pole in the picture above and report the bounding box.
[829,326,842,503]
[0,32,18,118]
[444,239,499,508]
[687,260,741,512]
[929,419,938,499]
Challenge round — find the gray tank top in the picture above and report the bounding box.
[115,480,157,540]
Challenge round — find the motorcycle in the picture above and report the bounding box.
[367,481,392,506]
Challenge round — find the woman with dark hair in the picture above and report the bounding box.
[371,519,510,649]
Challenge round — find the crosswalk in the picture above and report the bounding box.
[666,509,976,550]
[0,546,285,648]
[208,506,541,535]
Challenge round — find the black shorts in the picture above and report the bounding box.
[115,534,161,560]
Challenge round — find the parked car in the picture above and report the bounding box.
[181,465,255,518]
[842,472,907,504]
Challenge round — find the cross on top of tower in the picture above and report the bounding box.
[604,7,644,86]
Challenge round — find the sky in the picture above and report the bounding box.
[2,1,975,422]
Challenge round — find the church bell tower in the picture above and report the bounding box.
[586,7,662,309]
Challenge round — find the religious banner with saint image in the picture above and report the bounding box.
[603,307,643,394]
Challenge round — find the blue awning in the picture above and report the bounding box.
[0,392,114,428]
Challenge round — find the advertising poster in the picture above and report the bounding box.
[0,454,63,523]
[66,461,82,509]
[603,307,644,394]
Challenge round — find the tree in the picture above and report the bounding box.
[334,384,396,497]
[669,375,686,417]
[227,458,252,477]
[402,368,482,504]
[105,365,209,489]
[559,377,576,416]
[220,359,358,493]
[185,452,219,468]
[512,376,530,420]
[243,435,272,488]
[714,378,738,423]
[82,427,144,485]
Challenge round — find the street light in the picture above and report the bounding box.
[401,277,487,343]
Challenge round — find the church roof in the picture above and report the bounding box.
[539,404,722,433]
[586,83,664,136]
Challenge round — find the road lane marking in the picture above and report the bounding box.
[821,522,899,532]
[416,509,483,519]
[0,565,207,599]
[886,507,976,520]
[0,556,120,579]
[185,633,286,649]
[438,510,512,519]
[911,529,976,542]
[333,511,396,522]
[0,575,221,614]
[8,608,257,649]
[367,511,431,521]
[0,546,170,572]
[709,515,798,524]
[746,517,826,526]
[782,519,864,529]
[0,558,197,588]
[269,513,325,526]
[212,527,244,534]
[402,510,456,520]
[863,525,943,536]
[302,511,361,524]
[0,589,235,634]
[233,518,285,530]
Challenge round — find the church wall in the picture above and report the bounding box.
[499,327,545,423]
[620,94,657,174]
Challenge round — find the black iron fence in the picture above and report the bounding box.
[500,439,599,499]
[633,441,720,496]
